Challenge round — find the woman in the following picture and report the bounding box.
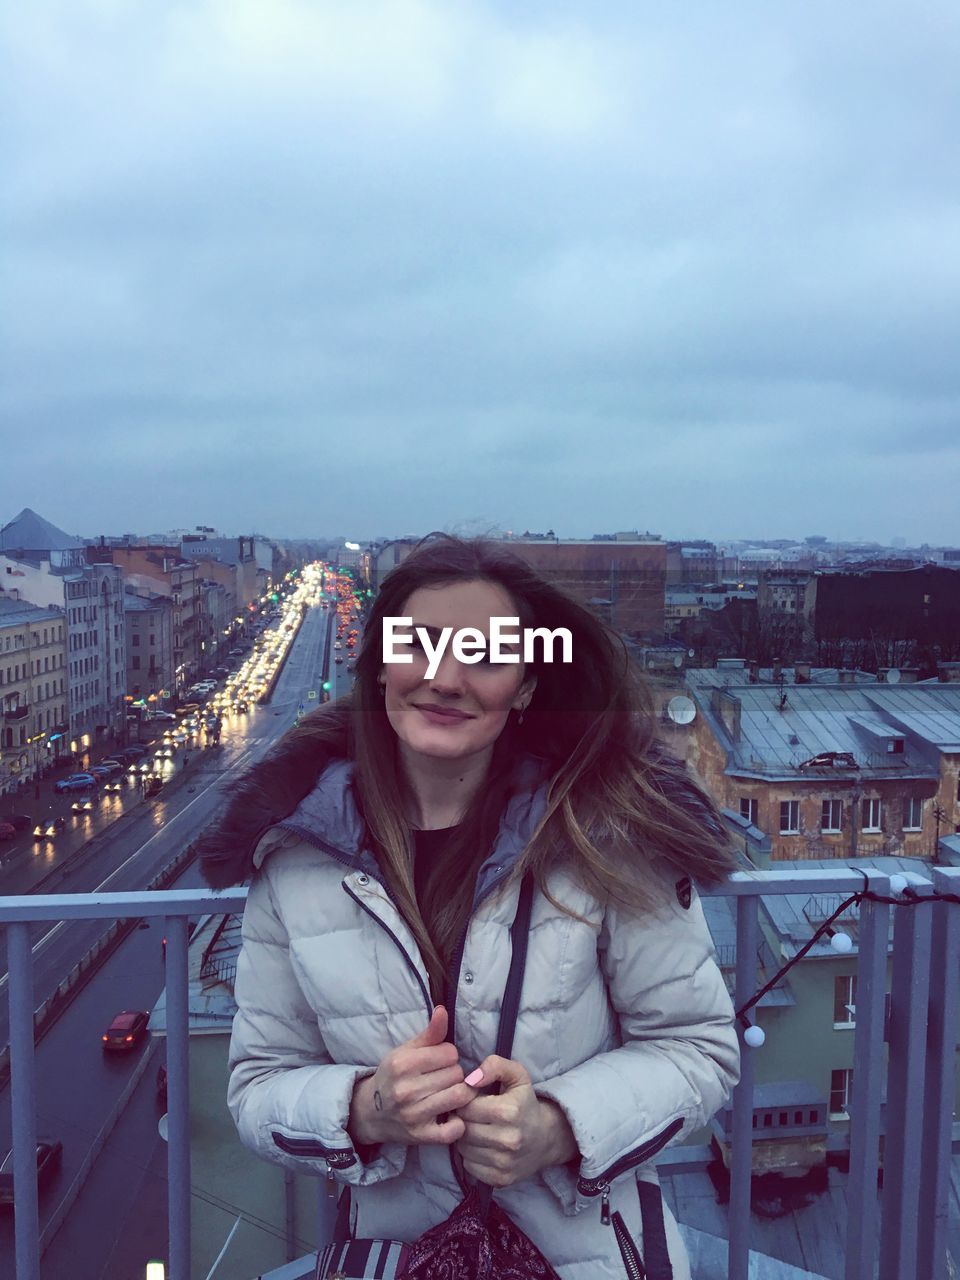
[201,535,741,1279]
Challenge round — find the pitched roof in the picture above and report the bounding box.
[0,508,83,552]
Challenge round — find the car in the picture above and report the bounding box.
[149,710,177,722]
[102,1009,150,1052]
[5,813,33,832]
[86,766,113,780]
[335,657,343,665]
[54,773,99,794]
[142,776,163,797]
[99,760,125,775]
[0,823,15,841]
[175,703,201,718]
[0,1140,63,1207]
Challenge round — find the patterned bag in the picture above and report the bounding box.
[316,876,562,1280]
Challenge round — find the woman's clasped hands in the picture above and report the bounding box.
[349,1006,578,1187]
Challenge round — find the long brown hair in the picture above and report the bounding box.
[334,533,739,1003]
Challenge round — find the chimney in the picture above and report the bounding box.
[937,663,960,683]
[899,668,920,683]
[838,669,856,684]
[795,663,811,683]
[772,660,784,684]
[748,661,760,683]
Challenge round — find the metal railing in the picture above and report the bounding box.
[1,867,958,1280]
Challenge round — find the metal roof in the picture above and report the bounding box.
[757,855,933,958]
[690,680,960,778]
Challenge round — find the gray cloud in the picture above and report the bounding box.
[2,1,959,542]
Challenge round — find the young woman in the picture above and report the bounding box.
[201,535,741,1279]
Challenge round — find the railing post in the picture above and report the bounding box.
[879,879,933,1280]
[846,871,889,1280]
[8,921,40,1280]
[728,890,758,1280]
[918,869,960,1280]
[165,914,192,1280]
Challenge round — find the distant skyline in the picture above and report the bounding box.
[4,2,959,541]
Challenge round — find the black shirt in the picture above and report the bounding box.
[412,824,462,904]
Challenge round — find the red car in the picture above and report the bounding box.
[102,1010,150,1052]
[0,823,15,841]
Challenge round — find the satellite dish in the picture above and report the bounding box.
[687,649,695,658]
[158,1113,168,1143]
[673,654,683,668]
[886,668,901,684]
[667,695,697,725]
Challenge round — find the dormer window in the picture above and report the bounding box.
[887,738,905,754]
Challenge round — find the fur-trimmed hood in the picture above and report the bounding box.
[198,709,728,892]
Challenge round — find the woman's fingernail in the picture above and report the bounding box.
[465,1068,484,1087]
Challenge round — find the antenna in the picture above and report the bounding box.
[667,695,697,725]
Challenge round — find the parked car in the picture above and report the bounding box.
[0,823,16,841]
[87,766,113,780]
[5,814,33,832]
[142,776,163,797]
[54,773,99,794]
[99,760,125,775]
[102,1010,150,1052]
[0,1140,63,1208]
[121,746,148,759]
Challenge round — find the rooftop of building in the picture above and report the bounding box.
[0,507,83,552]
[690,677,960,779]
[0,597,64,627]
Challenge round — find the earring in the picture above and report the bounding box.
[517,703,526,726]
[378,682,385,696]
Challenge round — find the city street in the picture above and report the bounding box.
[0,600,341,1278]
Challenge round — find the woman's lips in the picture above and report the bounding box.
[415,705,473,725]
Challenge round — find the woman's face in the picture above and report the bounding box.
[378,578,537,763]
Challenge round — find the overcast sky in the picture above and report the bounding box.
[3,1,959,545]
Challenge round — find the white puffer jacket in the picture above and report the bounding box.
[227,755,741,1279]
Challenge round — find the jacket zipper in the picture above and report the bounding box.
[343,882,432,1018]
[611,1211,646,1279]
[277,822,433,1020]
[577,1116,684,1201]
[271,1133,357,1166]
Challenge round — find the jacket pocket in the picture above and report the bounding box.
[270,1131,358,1169]
[577,1115,684,1208]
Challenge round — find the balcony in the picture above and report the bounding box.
[2,704,29,722]
[0,868,958,1279]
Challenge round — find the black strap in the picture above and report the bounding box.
[637,1178,673,1278]
[476,872,536,1214]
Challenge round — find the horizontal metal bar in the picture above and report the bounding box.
[0,887,248,923]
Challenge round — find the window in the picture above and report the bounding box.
[830,1068,854,1118]
[740,797,758,826]
[779,800,800,834]
[904,797,923,831]
[834,974,856,1026]
[821,799,843,833]
[861,798,882,832]
[132,634,140,647]
[132,656,141,670]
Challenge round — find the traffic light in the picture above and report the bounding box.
[322,680,332,692]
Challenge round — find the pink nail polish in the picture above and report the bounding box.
[465,1068,484,1087]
